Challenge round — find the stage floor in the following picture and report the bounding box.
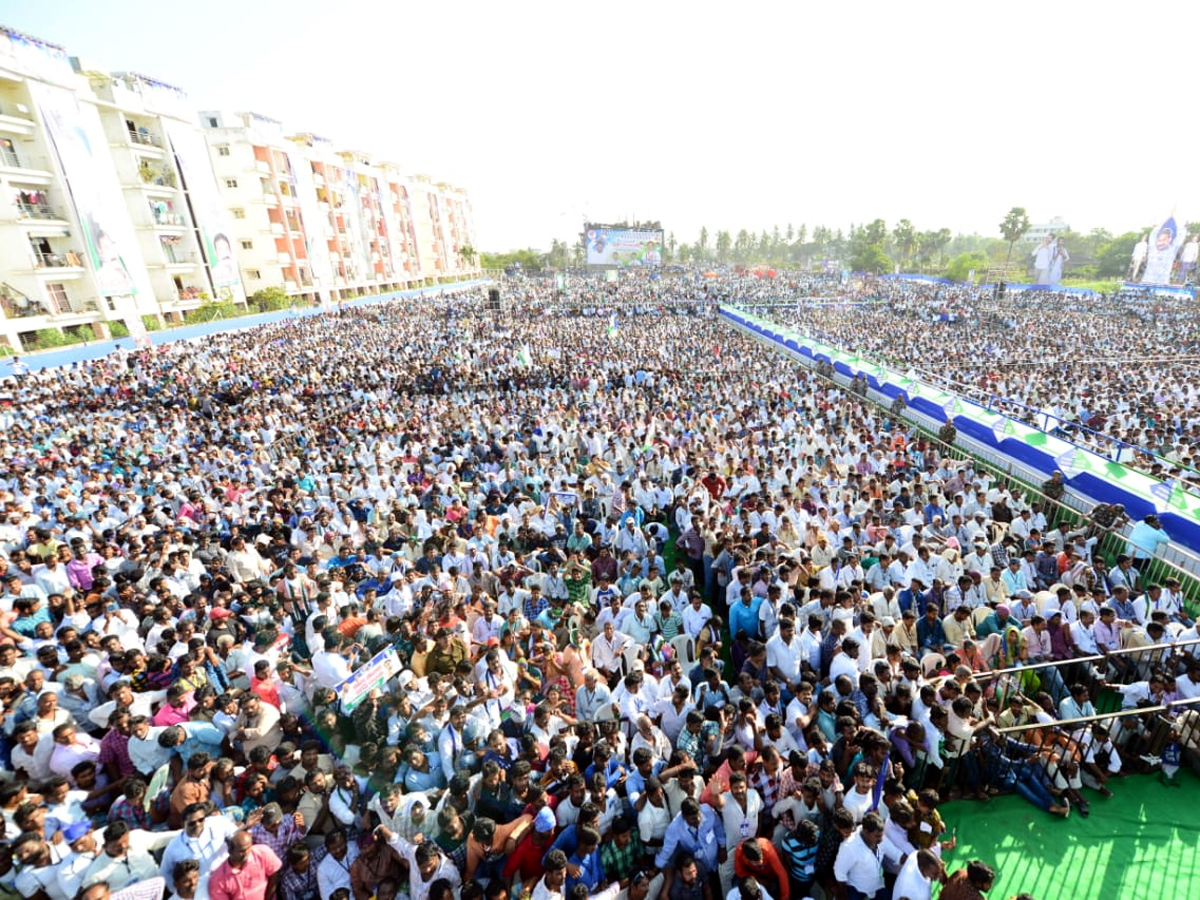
[939,769,1197,900]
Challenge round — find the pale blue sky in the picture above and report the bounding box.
[4,1,1199,250]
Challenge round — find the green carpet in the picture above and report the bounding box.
[938,770,1199,900]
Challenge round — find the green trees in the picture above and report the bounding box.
[848,219,892,273]
[946,251,988,282]
[715,230,732,261]
[893,219,917,267]
[1094,232,1142,278]
[480,249,544,271]
[849,244,893,274]
[249,287,293,311]
[999,207,1031,267]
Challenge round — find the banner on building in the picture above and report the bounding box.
[165,120,240,288]
[31,82,138,297]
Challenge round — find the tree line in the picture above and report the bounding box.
[483,211,1200,281]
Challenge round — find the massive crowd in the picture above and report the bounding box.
[747,277,1200,484]
[0,274,1196,900]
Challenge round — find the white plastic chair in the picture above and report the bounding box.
[670,633,696,665]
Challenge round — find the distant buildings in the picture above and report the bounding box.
[0,25,477,355]
[1022,216,1071,244]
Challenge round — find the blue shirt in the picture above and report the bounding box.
[729,595,764,641]
[655,807,724,872]
[583,756,625,790]
[566,848,605,894]
[624,760,665,806]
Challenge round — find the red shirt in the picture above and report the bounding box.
[503,831,555,884]
[210,845,282,900]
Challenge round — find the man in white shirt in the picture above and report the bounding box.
[681,594,713,639]
[766,618,805,694]
[12,830,76,900]
[832,812,902,900]
[311,633,357,691]
[576,669,614,720]
[1069,609,1100,656]
[717,774,763,896]
[893,848,944,900]
[591,621,631,683]
[159,802,239,896]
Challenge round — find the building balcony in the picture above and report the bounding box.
[15,202,66,222]
[270,222,285,235]
[32,250,85,277]
[0,294,55,318]
[282,279,298,292]
[135,165,178,195]
[0,150,55,186]
[151,211,187,228]
[277,251,292,264]
[126,130,165,157]
[255,160,271,174]
[128,129,163,147]
[0,110,37,137]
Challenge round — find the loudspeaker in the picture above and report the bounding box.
[994,281,1006,302]
[487,288,500,311]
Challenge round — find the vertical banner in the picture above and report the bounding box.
[1142,215,1185,285]
[286,145,334,304]
[164,120,241,290]
[31,83,139,297]
[341,167,368,283]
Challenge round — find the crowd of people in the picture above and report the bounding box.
[743,275,1200,485]
[0,274,1195,900]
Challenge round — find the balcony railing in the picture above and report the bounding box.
[128,130,162,148]
[0,295,54,318]
[153,211,185,226]
[1,146,21,167]
[33,250,83,269]
[163,252,199,266]
[16,202,61,220]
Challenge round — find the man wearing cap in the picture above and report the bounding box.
[56,821,103,900]
[504,805,559,887]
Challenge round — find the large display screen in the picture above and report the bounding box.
[585,226,663,267]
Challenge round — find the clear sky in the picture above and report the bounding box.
[5,1,1199,251]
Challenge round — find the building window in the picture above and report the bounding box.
[240,240,253,250]
[206,117,218,128]
[45,283,68,313]
[232,208,245,220]
[224,178,238,189]
[217,145,231,157]
[248,270,261,280]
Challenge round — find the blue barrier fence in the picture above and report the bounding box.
[721,306,1200,557]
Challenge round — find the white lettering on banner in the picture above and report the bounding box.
[337,646,402,712]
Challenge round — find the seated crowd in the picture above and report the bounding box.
[0,277,1196,900]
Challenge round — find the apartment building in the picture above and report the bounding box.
[0,26,248,353]
[200,112,478,306]
[0,25,479,354]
